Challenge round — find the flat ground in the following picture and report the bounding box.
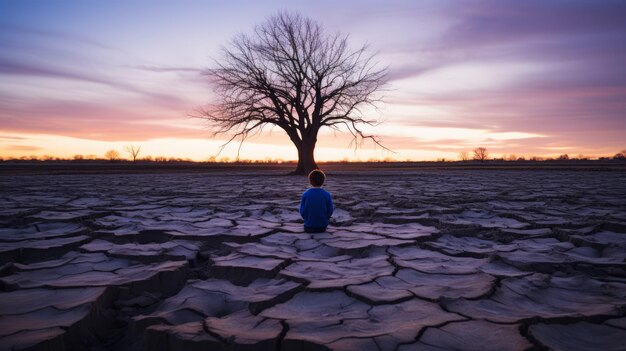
[1,169,625,350]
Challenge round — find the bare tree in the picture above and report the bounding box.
[614,149,626,160]
[473,147,488,161]
[125,145,141,162]
[199,12,387,174]
[104,149,120,161]
[458,151,469,161]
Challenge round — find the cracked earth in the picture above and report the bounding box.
[1,170,625,350]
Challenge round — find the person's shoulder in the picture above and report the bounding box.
[302,188,316,196]
[304,187,329,195]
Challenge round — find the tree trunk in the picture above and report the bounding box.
[292,137,318,175]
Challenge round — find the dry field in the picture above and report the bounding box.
[1,169,625,350]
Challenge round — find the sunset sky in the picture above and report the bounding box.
[1,0,625,161]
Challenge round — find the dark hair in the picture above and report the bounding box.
[308,169,325,187]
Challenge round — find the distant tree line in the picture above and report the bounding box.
[454,148,626,162]
[2,147,625,164]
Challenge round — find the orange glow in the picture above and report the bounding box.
[0,129,617,162]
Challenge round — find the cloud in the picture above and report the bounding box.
[5,145,42,151]
[379,1,626,150]
[0,57,121,88]
[0,95,208,142]
[129,64,206,74]
[0,22,210,141]
[386,62,444,83]
[383,1,626,82]
[0,23,116,50]
[436,1,626,50]
[0,135,26,140]
[0,57,191,109]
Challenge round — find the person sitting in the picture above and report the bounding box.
[299,169,334,233]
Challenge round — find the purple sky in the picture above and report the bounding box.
[1,0,625,160]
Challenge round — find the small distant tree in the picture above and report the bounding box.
[459,151,469,161]
[125,145,141,162]
[572,154,588,160]
[557,154,569,160]
[473,147,488,161]
[613,150,626,160]
[506,154,517,161]
[73,154,84,161]
[104,149,121,161]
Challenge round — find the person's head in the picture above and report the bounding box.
[308,169,326,187]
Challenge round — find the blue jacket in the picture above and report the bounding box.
[299,187,334,229]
